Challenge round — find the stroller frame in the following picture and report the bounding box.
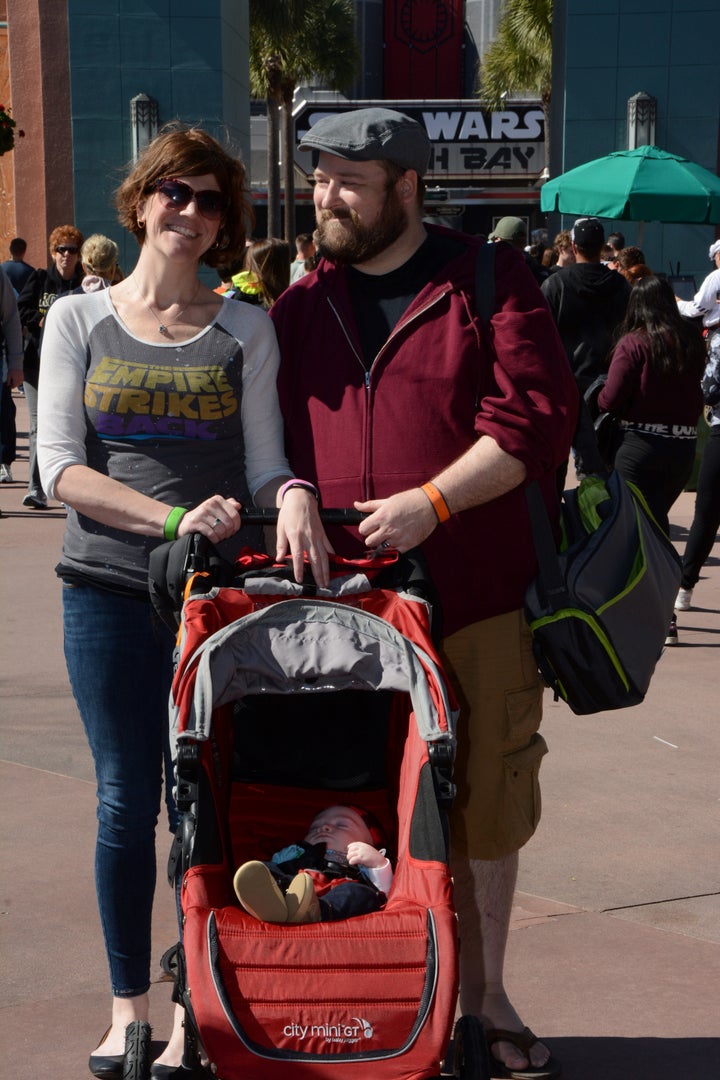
[152,543,486,1079]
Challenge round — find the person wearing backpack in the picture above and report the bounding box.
[271,107,577,1079]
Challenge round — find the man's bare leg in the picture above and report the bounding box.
[451,850,551,1071]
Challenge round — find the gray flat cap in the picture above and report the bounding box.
[299,107,431,177]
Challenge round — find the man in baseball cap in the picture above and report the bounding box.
[271,105,575,1078]
[488,216,527,244]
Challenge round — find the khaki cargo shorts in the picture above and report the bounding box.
[440,608,546,861]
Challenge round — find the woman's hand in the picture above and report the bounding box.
[355,488,438,552]
[275,487,334,588]
[176,496,243,542]
[346,842,387,869]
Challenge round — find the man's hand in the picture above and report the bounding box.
[355,487,438,552]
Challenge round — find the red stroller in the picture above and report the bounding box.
[149,527,491,1080]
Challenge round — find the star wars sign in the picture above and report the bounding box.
[294,101,546,181]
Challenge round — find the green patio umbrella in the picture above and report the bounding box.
[540,145,720,224]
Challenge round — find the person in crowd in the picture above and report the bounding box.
[213,258,244,296]
[542,216,631,480]
[77,234,120,292]
[233,804,392,924]
[541,246,557,271]
[488,215,548,284]
[615,245,651,286]
[676,239,720,333]
[605,230,625,269]
[0,267,24,484]
[270,106,576,1079]
[37,125,331,1080]
[545,229,575,276]
[290,232,316,283]
[1,236,35,295]
[232,237,291,309]
[675,314,720,613]
[597,275,705,644]
[18,225,84,508]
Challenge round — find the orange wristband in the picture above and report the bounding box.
[421,481,451,523]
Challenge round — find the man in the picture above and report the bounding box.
[541,217,630,395]
[271,107,576,1078]
[290,232,316,283]
[0,267,24,483]
[676,239,720,333]
[541,217,630,479]
[488,215,548,284]
[1,237,34,296]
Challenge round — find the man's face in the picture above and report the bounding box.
[312,152,409,265]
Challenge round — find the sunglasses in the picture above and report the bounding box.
[154,177,227,220]
[55,245,79,255]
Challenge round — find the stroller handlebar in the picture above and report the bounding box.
[242,508,367,525]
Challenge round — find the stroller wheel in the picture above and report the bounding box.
[453,1015,492,1079]
[122,1020,152,1080]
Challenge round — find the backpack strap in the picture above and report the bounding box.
[525,482,570,606]
[474,240,496,328]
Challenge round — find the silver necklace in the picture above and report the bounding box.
[134,279,201,335]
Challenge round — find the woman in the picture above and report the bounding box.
[232,237,291,308]
[597,275,705,643]
[37,126,332,1079]
[18,225,84,508]
[77,233,121,292]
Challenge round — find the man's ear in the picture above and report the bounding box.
[398,170,417,202]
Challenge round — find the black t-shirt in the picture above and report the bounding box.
[346,231,465,368]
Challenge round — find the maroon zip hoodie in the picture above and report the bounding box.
[271,227,578,635]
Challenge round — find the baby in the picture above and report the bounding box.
[233,804,393,924]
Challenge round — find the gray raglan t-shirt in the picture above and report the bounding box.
[38,290,291,593]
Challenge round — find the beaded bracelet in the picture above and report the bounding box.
[163,506,187,541]
[278,478,320,503]
[420,481,451,523]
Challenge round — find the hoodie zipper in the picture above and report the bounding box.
[326,286,452,494]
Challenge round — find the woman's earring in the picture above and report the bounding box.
[137,218,145,229]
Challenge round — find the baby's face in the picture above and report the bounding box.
[304,807,373,851]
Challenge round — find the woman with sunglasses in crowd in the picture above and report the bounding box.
[17,225,84,508]
[37,126,332,1080]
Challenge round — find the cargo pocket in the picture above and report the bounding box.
[500,730,548,854]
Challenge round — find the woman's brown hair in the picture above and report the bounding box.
[115,124,254,269]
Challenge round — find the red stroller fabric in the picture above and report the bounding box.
[169,555,459,1079]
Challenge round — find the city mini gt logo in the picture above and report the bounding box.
[283,1017,375,1044]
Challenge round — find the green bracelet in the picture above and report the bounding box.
[163,506,187,541]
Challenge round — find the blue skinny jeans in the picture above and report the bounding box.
[63,582,178,996]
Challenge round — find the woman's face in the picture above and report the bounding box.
[52,241,81,280]
[137,173,225,262]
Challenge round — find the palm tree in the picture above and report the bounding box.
[249,0,359,242]
[478,0,553,172]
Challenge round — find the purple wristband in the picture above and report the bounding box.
[278,479,320,503]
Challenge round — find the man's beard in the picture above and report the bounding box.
[316,185,408,266]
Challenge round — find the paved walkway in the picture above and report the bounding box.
[2,391,719,1079]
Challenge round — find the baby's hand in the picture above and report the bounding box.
[346,841,386,868]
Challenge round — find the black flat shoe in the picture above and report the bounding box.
[150,1064,207,1079]
[88,1028,124,1080]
